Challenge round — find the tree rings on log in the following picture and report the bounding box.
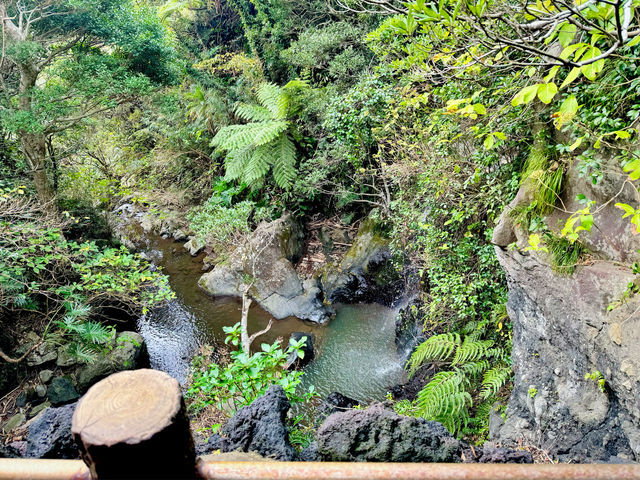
[71,369,195,479]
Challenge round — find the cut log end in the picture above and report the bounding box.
[72,369,195,479]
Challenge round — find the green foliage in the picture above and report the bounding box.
[546,234,585,275]
[212,81,309,189]
[55,302,114,364]
[584,371,606,393]
[281,22,373,86]
[186,322,316,416]
[0,197,173,315]
[407,318,511,435]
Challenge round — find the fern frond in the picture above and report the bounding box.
[224,147,253,181]
[67,342,98,364]
[451,338,494,365]
[416,370,472,433]
[257,83,288,119]
[486,346,508,361]
[234,103,273,122]
[212,123,270,151]
[252,120,288,147]
[76,321,112,345]
[480,364,511,399]
[270,134,297,189]
[407,333,460,376]
[457,359,490,378]
[245,144,274,184]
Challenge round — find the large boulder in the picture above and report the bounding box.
[320,216,401,306]
[316,403,463,462]
[491,249,639,462]
[75,331,148,393]
[26,403,78,459]
[221,386,297,461]
[200,214,332,323]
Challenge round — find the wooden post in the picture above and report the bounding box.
[71,369,196,480]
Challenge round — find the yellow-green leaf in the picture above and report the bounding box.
[537,82,558,104]
[561,67,582,89]
[512,84,539,106]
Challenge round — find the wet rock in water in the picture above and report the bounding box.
[221,385,297,461]
[75,331,147,393]
[47,377,79,406]
[196,434,223,456]
[317,392,359,423]
[173,229,189,242]
[316,403,463,462]
[320,216,401,306]
[200,214,332,323]
[184,237,205,256]
[285,332,314,370]
[26,403,78,459]
[394,300,427,365]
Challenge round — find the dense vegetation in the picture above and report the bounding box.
[1,0,639,444]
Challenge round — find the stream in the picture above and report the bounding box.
[137,236,406,406]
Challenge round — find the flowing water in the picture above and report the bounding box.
[137,236,406,405]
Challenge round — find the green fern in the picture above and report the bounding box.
[211,81,307,189]
[451,338,494,365]
[407,333,460,375]
[407,317,512,435]
[416,370,473,433]
[56,303,113,364]
[480,365,512,399]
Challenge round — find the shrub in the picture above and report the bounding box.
[186,323,315,416]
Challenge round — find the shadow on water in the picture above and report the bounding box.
[137,236,406,404]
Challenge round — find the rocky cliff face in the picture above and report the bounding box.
[491,155,640,462]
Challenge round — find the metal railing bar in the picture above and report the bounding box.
[1,459,639,480]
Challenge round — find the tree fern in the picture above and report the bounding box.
[234,103,273,122]
[256,82,289,119]
[271,134,297,190]
[211,81,307,189]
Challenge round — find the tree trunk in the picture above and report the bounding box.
[72,369,196,479]
[16,55,57,209]
[241,288,253,353]
[22,132,56,208]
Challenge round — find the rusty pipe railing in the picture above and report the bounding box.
[1,459,640,480]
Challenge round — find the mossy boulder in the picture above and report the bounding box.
[320,215,401,305]
[75,331,148,393]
